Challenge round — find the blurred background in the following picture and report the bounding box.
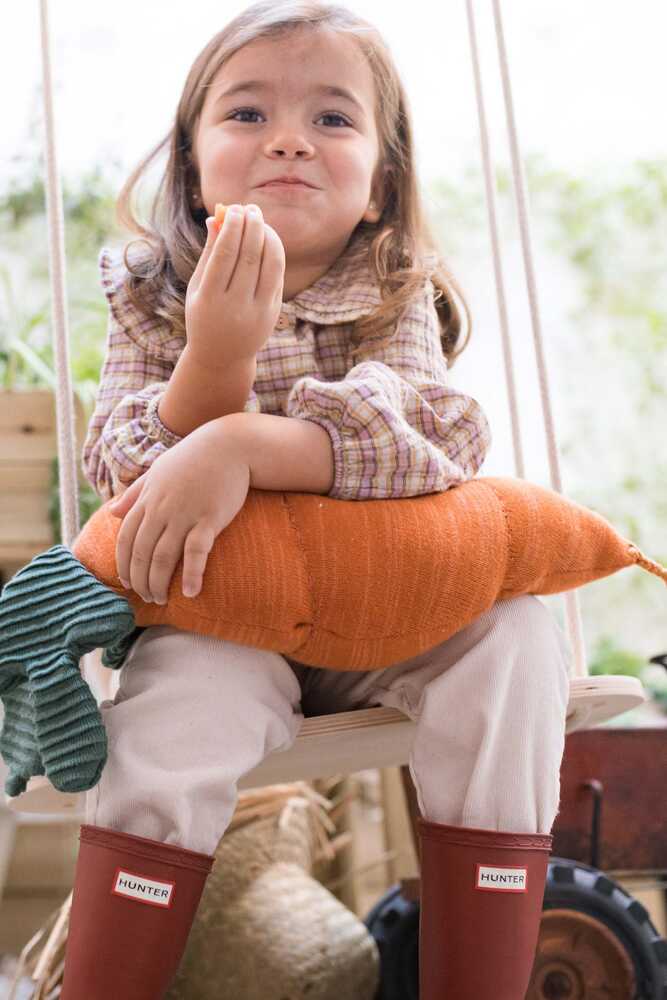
[0,1,665,991]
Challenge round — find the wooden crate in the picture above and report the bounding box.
[0,818,79,957]
[552,726,667,871]
[0,389,87,576]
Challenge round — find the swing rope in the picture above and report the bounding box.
[39,0,80,548]
[465,0,593,675]
[37,0,111,708]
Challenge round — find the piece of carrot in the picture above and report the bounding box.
[214,203,227,231]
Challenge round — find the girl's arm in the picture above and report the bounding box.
[155,202,283,438]
[281,281,492,500]
[157,346,256,438]
[83,247,261,500]
[170,280,489,499]
[219,412,335,495]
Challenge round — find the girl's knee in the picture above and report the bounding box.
[112,626,302,712]
[486,596,571,689]
[489,597,567,650]
[493,594,554,630]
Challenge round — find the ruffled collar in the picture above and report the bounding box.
[277,228,383,328]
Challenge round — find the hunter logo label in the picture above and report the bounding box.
[476,864,528,892]
[112,868,175,908]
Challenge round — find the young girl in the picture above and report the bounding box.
[61,3,572,998]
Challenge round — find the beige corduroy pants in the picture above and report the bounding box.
[85,595,572,855]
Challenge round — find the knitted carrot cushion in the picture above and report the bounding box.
[72,476,665,671]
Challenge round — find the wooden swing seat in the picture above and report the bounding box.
[6,673,645,816]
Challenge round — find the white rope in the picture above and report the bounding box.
[38,1,103,806]
[463,0,526,481]
[465,0,588,678]
[38,0,80,548]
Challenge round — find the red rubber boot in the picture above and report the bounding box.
[60,824,215,999]
[417,817,551,999]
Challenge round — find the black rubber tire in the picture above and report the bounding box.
[364,883,419,1000]
[364,857,667,999]
[543,858,667,999]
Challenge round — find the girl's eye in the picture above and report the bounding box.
[227,108,262,124]
[319,112,351,127]
[228,108,351,127]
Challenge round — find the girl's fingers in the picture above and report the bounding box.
[181,522,216,598]
[108,473,146,519]
[125,510,169,604]
[226,204,265,299]
[202,205,247,293]
[147,524,190,605]
[115,502,146,592]
[189,214,224,294]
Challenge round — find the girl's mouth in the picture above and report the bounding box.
[259,182,317,191]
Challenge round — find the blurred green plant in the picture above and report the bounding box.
[642,663,667,711]
[589,635,645,677]
[589,636,667,713]
[0,153,124,415]
[435,154,666,665]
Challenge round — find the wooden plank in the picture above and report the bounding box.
[380,766,419,882]
[0,466,53,492]
[0,550,46,574]
[0,390,59,430]
[0,390,87,572]
[238,708,416,790]
[0,494,51,543]
[331,775,359,914]
[3,821,79,893]
[0,390,86,463]
[6,693,658,824]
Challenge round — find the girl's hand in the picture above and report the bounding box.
[107,423,251,604]
[185,204,285,370]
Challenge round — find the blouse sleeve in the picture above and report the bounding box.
[82,247,261,500]
[284,281,492,500]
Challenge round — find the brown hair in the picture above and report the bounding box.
[115,0,472,367]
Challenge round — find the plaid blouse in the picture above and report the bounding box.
[82,231,492,501]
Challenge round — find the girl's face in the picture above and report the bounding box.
[192,28,384,267]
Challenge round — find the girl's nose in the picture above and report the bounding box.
[265,132,314,158]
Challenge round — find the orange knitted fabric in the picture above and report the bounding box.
[72,476,666,670]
